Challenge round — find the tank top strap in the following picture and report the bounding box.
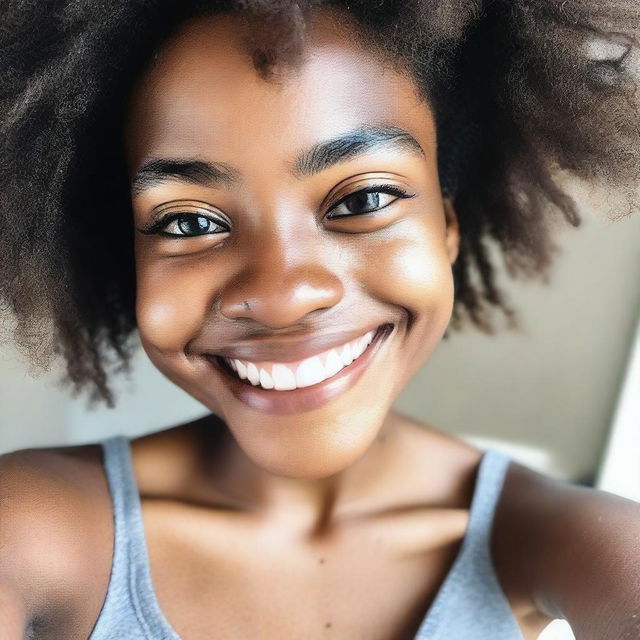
[463,448,512,553]
[414,448,522,639]
[88,435,181,640]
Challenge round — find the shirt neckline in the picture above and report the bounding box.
[106,435,506,640]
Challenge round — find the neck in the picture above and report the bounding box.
[185,409,407,531]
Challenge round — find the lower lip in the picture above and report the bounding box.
[204,323,394,415]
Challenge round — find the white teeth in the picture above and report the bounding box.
[235,359,247,379]
[350,338,364,361]
[246,362,260,385]
[272,363,297,390]
[340,343,354,366]
[222,326,382,391]
[324,348,344,377]
[259,367,274,389]
[296,355,327,388]
[361,330,375,350]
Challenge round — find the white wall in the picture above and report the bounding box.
[0,338,69,452]
[596,317,640,501]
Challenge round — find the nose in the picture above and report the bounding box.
[216,232,344,328]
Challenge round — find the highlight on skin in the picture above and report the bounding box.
[0,0,638,409]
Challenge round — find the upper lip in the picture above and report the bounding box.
[204,323,389,363]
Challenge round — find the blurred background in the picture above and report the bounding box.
[1,181,639,640]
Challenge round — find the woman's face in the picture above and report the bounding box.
[125,8,459,478]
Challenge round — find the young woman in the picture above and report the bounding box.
[0,2,638,639]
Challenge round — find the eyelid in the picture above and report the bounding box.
[326,183,416,217]
[141,212,228,238]
[326,176,414,203]
[137,202,229,235]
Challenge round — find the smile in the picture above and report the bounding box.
[204,323,394,415]
[220,327,377,390]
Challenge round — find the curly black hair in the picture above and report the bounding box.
[0,0,638,408]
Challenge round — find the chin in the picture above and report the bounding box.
[228,409,388,479]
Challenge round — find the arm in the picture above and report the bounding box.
[533,482,640,639]
[0,451,37,639]
[495,461,640,640]
[0,447,110,640]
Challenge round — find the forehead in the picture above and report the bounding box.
[124,8,436,174]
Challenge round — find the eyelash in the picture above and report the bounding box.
[139,184,416,238]
[326,184,415,219]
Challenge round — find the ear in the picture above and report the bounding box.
[442,196,460,265]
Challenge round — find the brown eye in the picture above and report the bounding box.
[326,184,415,219]
[138,211,229,237]
[164,213,223,237]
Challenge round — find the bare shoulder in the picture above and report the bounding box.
[391,409,485,467]
[492,457,640,638]
[0,442,113,639]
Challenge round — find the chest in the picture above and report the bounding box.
[141,503,556,640]
[61,438,555,640]
[139,502,472,640]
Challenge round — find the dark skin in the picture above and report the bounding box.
[127,9,459,501]
[2,7,640,640]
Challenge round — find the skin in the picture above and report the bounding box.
[8,6,640,640]
[126,7,461,524]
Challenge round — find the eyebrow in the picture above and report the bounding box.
[130,124,425,197]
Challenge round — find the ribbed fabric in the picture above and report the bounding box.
[88,435,180,640]
[412,446,524,639]
[88,435,523,640]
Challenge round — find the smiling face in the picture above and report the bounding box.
[125,8,460,479]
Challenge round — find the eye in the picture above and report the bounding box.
[325,184,416,220]
[137,210,229,238]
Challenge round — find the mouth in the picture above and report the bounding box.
[204,322,394,415]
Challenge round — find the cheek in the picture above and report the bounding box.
[362,227,454,383]
[362,229,455,324]
[135,257,215,354]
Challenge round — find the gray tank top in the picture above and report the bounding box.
[88,435,524,639]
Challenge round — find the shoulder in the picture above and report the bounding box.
[493,458,640,639]
[0,442,113,637]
